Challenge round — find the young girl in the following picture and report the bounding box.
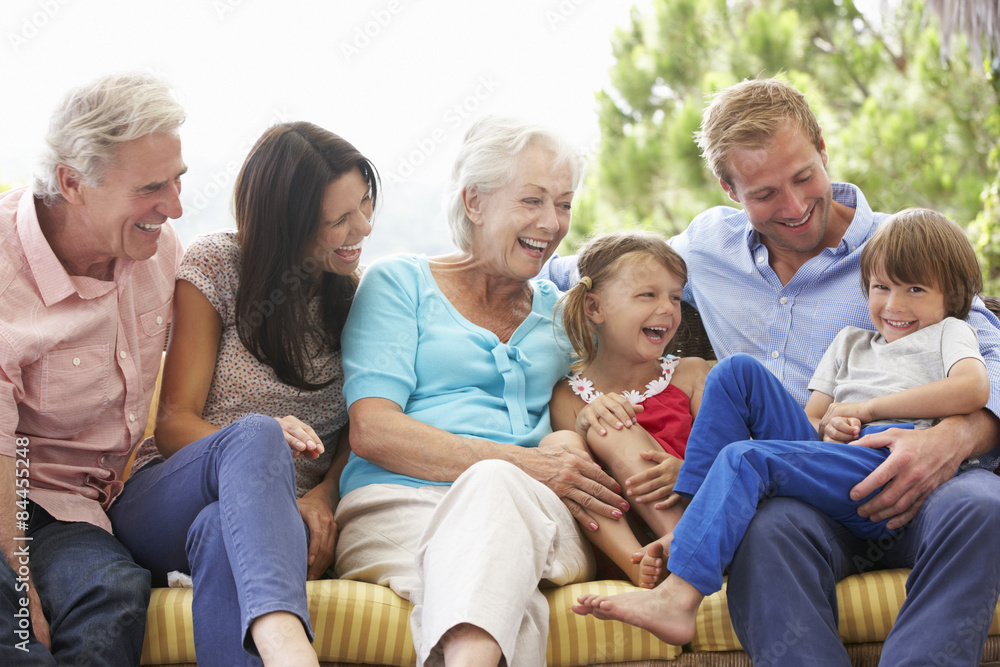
[545,230,710,588]
[573,208,990,645]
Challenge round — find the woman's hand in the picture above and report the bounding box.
[297,489,337,580]
[575,394,643,437]
[624,449,682,508]
[276,416,324,459]
[522,438,629,531]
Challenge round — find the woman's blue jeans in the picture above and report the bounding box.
[108,414,311,667]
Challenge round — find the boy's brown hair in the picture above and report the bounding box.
[560,230,687,371]
[860,208,982,320]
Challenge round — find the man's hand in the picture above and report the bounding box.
[850,424,966,529]
[520,441,628,531]
[575,394,642,438]
[624,449,682,509]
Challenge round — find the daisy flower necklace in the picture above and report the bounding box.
[567,356,680,405]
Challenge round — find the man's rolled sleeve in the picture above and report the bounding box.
[965,298,1000,468]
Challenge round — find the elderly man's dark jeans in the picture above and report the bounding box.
[0,501,150,666]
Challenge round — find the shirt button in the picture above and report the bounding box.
[128,413,136,423]
[771,351,779,359]
[119,350,127,359]
[72,357,81,366]
[156,316,163,325]
[779,297,788,305]
[757,256,765,264]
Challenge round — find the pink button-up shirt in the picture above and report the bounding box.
[0,187,181,532]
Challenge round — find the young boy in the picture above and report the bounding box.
[573,208,990,645]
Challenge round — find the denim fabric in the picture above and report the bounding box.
[109,414,311,667]
[0,502,150,666]
[696,356,1000,664]
[727,472,1000,667]
[668,354,902,595]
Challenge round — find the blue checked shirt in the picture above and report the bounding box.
[540,183,1000,469]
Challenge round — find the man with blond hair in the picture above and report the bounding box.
[545,77,1000,664]
[0,72,185,665]
[675,78,1000,665]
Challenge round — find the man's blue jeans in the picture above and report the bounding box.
[108,414,312,667]
[0,501,150,666]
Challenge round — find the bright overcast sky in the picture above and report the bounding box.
[1,0,637,259]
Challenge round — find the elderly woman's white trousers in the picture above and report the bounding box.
[335,459,596,666]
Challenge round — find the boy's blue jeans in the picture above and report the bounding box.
[673,354,1000,666]
[669,354,907,595]
[109,414,312,667]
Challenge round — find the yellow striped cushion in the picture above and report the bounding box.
[142,580,683,665]
[545,582,682,665]
[143,581,416,666]
[142,587,196,664]
[142,572,1000,664]
[836,569,907,642]
[307,580,416,664]
[691,568,1000,652]
[689,583,742,651]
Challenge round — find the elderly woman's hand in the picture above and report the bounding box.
[521,437,629,531]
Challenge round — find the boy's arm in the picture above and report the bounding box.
[822,357,989,426]
[803,390,834,431]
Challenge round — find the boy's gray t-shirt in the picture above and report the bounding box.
[807,317,984,430]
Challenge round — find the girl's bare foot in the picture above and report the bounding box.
[629,535,671,588]
[572,575,704,646]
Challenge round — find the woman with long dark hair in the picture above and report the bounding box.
[110,122,378,666]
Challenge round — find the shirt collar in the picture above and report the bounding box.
[17,190,131,305]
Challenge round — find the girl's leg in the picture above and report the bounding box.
[585,423,684,539]
[582,424,684,587]
[575,439,892,647]
[677,354,818,497]
[109,414,315,667]
[540,431,657,587]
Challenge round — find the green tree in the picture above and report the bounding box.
[573,0,1000,290]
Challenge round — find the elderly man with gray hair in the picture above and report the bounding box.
[0,72,185,665]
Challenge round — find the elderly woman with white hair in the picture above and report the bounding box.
[334,117,628,666]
